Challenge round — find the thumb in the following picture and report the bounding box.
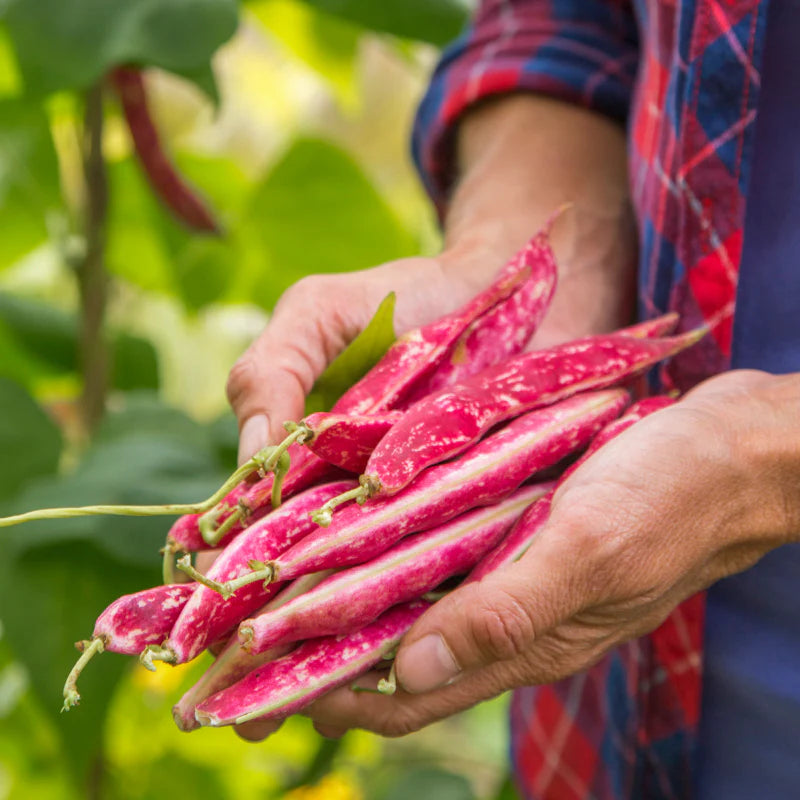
[394,531,584,694]
[226,276,366,464]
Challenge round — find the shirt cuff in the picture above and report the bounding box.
[412,8,638,215]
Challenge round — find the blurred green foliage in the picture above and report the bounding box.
[0,0,521,798]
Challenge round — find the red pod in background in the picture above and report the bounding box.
[110,66,221,233]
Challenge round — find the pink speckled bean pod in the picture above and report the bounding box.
[269,390,628,583]
[288,410,404,474]
[469,395,676,581]
[621,312,679,339]
[189,230,549,542]
[194,600,430,727]
[172,571,331,732]
[402,225,560,404]
[334,249,532,416]
[359,329,703,499]
[238,483,551,655]
[62,584,194,710]
[147,480,357,667]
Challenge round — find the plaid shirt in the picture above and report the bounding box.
[412,0,769,797]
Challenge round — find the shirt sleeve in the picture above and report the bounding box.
[412,0,640,212]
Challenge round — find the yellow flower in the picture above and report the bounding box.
[283,773,362,800]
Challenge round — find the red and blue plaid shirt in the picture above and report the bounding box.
[412,0,769,797]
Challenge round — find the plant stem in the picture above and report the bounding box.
[310,485,368,527]
[139,645,176,672]
[77,81,110,434]
[377,661,397,695]
[0,446,272,529]
[161,544,177,585]
[270,451,291,508]
[176,554,273,599]
[200,504,243,546]
[62,637,106,712]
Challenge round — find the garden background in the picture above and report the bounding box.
[0,1,524,799]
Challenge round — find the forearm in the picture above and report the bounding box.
[439,95,638,344]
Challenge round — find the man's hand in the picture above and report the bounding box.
[225,254,481,465]
[226,95,636,465]
[232,369,800,741]
[227,94,639,742]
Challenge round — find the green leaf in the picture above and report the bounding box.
[207,410,239,472]
[1,393,229,567]
[111,333,160,392]
[172,236,235,311]
[171,60,220,104]
[0,293,76,371]
[0,24,23,99]
[0,293,160,391]
[291,0,470,45]
[0,99,62,270]
[116,753,228,799]
[105,157,179,295]
[0,378,62,502]
[106,153,249,309]
[0,539,154,788]
[2,0,239,97]
[0,316,56,387]
[305,291,395,413]
[0,393,234,787]
[243,137,417,310]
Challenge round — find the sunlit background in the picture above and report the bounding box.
[0,2,523,798]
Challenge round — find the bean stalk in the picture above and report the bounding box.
[0,445,276,529]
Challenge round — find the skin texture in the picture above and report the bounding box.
[227,94,640,741]
[468,396,675,581]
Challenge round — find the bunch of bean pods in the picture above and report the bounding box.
[5,214,703,730]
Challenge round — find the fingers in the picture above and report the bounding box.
[234,717,284,742]
[227,276,366,464]
[311,721,348,739]
[304,666,508,738]
[394,530,589,694]
[225,258,468,465]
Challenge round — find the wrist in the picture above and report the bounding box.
[689,370,800,549]
[439,94,638,343]
[738,372,800,544]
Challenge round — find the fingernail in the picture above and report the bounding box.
[397,634,460,694]
[238,414,270,465]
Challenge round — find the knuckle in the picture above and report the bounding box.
[374,706,425,738]
[278,274,335,310]
[226,350,260,410]
[471,588,535,664]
